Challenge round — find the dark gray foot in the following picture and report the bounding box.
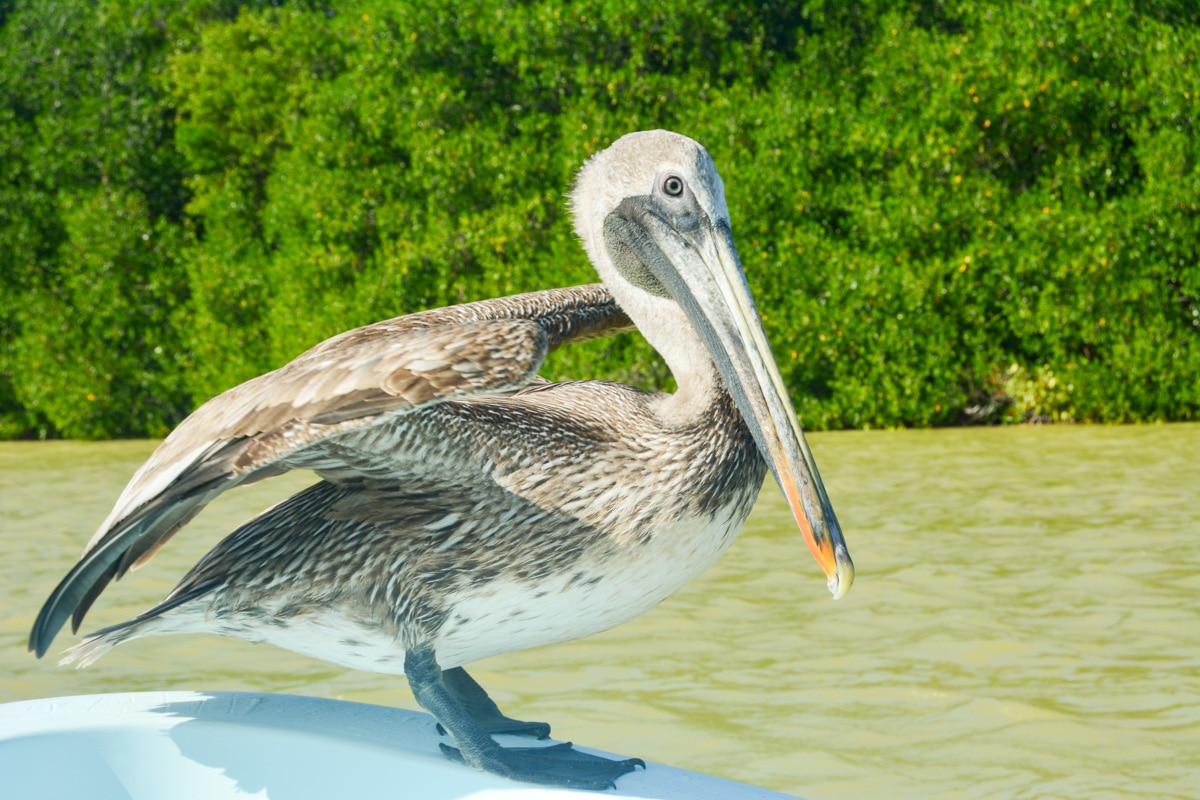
[440,666,551,738]
[406,647,644,790]
[440,740,645,791]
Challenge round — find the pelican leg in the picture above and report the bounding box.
[439,666,551,738]
[405,646,645,790]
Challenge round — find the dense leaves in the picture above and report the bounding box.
[1,0,1197,437]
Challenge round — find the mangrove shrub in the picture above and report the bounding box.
[1,0,1197,437]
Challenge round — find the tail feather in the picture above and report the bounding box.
[58,580,221,668]
[59,626,135,668]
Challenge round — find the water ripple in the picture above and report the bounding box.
[1,425,1197,798]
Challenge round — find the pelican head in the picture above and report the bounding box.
[572,130,854,599]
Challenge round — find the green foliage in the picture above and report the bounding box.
[0,0,192,437]
[1,0,1197,437]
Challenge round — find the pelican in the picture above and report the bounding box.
[30,130,853,789]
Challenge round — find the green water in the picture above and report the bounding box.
[1,425,1196,799]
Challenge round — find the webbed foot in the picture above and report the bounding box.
[439,666,551,738]
[406,647,644,790]
[440,740,645,790]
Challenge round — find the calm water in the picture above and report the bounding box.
[0,425,1196,799]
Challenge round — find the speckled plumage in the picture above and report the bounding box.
[37,284,633,639]
[41,266,767,673]
[70,381,763,672]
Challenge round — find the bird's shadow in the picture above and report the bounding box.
[141,691,793,799]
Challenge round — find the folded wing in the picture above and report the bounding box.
[30,284,632,656]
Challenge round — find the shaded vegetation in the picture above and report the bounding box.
[1,0,1197,438]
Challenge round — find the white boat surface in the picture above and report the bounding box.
[0,691,800,799]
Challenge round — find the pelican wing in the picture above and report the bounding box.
[30,284,632,656]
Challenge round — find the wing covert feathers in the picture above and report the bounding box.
[30,284,631,656]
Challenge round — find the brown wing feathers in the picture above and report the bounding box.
[30,284,631,656]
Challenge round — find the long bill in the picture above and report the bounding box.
[614,203,854,599]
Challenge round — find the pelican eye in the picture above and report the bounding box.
[662,175,684,197]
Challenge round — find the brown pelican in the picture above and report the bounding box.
[29,130,853,790]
